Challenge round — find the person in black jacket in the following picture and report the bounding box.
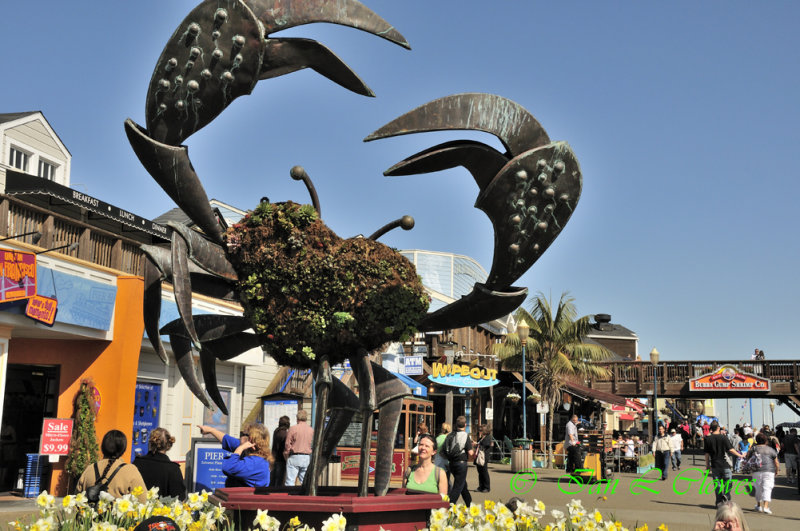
[270,416,290,487]
[133,427,186,499]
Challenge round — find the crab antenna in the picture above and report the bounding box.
[290,166,321,216]
[368,215,415,241]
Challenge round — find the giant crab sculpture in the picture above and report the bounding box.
[124,0,582,497]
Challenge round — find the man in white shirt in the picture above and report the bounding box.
[668,428,684,470]
[564,415,581,473]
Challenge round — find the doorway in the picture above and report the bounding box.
[0,364,59,491]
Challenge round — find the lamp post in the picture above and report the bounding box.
[517,320,530,443]
[650,348,660,439]
[769,401,775,429]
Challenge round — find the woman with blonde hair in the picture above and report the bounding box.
[199,423,273,487]
[134,427,186,499]
[712,501,750,530]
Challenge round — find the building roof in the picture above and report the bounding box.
[585,322,638,339]
[0,111,39,125]
[0,111,71,157]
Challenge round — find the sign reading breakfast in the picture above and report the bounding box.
[689,365,770,392]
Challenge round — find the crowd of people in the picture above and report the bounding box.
[76,410,319,502]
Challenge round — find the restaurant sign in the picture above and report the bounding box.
[689,365,770,392]
[1,250,37,302]
[428,362,499,388]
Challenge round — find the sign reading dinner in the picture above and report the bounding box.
[428,362,499,388]
[689,365,770,392]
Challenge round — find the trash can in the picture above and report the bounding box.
[511,447,533,472]
[23,454,48,498]
[321,455,342,487]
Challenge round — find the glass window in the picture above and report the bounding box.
[9,147,29,172]
[38,160,56,180]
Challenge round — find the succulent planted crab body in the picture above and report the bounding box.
[127,0,583,497]
[228,200,430,369]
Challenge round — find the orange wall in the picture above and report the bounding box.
[8,275,144,495]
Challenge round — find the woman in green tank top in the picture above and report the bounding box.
[403,434,448,495]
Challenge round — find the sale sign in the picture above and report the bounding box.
[40,418,74,455]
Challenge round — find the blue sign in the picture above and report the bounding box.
[131,382,161,460]
[191,440,232,492]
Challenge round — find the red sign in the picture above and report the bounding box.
[0,249,37,302]
[337,448,406,484]
[26,295,58,325]
[689,365,770,392]
[40,418,73,455]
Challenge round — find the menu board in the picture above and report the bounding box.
[262,398,298,439]
[131,381,161,459]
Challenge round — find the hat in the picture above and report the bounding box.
[134,517,178,531]
[669,428,676,433]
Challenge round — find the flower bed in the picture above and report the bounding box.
[10,491,668,531]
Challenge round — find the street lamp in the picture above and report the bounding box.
[517,320,530,443]
[769,401,775,429]
[650,348,660,439]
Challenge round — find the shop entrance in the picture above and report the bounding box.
[0,364,59,492]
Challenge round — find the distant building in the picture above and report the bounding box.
[585,313,639,360]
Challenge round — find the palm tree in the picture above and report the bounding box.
[493,292,613,466]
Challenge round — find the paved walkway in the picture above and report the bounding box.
[2,454,797,530]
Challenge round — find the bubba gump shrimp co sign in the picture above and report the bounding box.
[689,365,770,392]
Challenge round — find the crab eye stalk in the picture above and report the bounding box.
[368,215,415,241]
[290,165,321,216]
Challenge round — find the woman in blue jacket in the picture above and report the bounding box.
[199,424,272,487]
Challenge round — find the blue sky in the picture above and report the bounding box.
[3,1,798,421]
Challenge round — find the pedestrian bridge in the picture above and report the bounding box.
[586,360,800,414]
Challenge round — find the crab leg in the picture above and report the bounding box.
[350,348,377,497]
[125,120,224,245]
[162,315,259,414]
[370,362,411,496]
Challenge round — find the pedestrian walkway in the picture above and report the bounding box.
[466,457,799,531]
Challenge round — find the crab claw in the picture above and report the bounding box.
[142,0,409,147]
[365,93,582,290]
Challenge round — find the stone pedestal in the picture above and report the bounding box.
[212,486,448,531]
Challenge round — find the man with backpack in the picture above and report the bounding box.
[443,416,474,504]
[704,420,745,506]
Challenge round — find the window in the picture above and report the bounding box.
[38,160,56,180]
[9,147,29,172]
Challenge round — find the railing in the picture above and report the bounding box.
[0,195,148,275]
[590,360,800,395]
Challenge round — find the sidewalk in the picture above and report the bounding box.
[2,456,797,530]
[465,453,800,531]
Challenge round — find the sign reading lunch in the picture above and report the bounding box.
[689,365,770,392]
[428,362,499,388]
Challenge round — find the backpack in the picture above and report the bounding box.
[743,449,763,473]
[443,432,464,462]
[85,461,126,504]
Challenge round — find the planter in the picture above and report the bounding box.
[213,486,448,531]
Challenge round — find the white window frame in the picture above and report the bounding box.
[8,145,31,172]
[38,158,58,181]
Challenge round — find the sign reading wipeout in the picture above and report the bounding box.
[689,365,769,392]
[428,362,499,388]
